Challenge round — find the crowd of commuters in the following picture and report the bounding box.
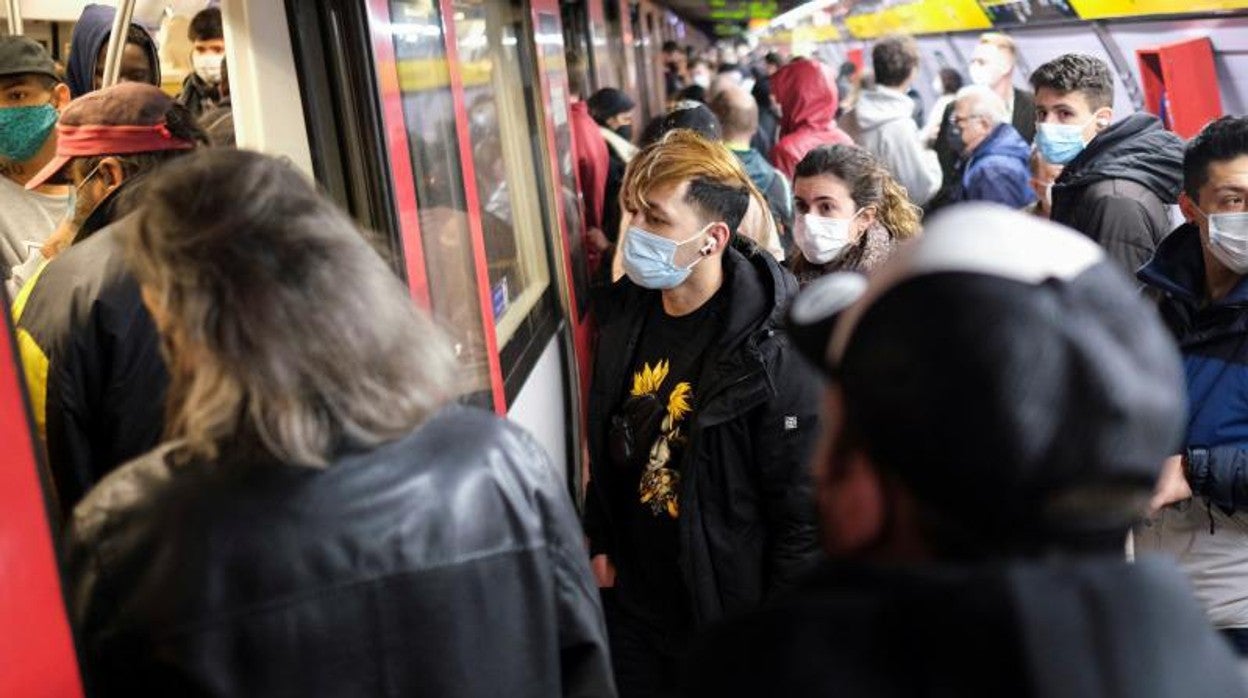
[3,8,1248,698]
[562,31,1242,698]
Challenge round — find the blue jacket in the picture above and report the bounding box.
[1139,223,1248,513]
[953,123,1036,209]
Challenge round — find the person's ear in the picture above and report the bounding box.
[1094,107,1113,131]
[704,221,731,255]
[856,206,877,237]
[98,157,125,191]
[51,82,71,110]
[1178,191,1202,225]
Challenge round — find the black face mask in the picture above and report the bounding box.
[946,122,966,156]
[615,124,634,142]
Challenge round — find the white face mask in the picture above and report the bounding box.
[968,61,1003,88]
[1204,210,1248,274]
[193,52,224,85]
[794,211,858,265]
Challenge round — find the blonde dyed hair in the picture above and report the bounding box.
[621,128,773,240]
[125,150,456,467]
[979,32,1017,60]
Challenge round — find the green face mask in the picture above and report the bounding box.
[0,103,57,163]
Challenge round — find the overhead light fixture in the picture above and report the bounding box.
[756,0,840,34]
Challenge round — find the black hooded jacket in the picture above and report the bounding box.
[584,237,822,625]
[1050,113,1184,278]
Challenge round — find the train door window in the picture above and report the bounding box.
[384,0,493,405]
[561,1,593,90]
[587,0,617,92]
[603,0,629,91]
[451,0,560,399]
[537,14,591,324]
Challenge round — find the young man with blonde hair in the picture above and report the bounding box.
[584,130,821,696]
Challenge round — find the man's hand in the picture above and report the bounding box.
[1149,454,1193,516]
[591,554,616,588]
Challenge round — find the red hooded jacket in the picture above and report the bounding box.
[769,59,853,181]
[570,100,609,232]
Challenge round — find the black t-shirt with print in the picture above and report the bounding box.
[608,289,725,639]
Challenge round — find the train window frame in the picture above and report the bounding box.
[447,0,563,405]
[283,0,406,274]
[363,0,501,409]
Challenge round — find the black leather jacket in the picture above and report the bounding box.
[66,407,615,697]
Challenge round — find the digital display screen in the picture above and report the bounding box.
[976,0,1080,25]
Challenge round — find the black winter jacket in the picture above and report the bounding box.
[1050,113,1184,278]
[175,72,223,119]
[15,187,166,518]
[66,407,615,697]
[584,238,822,625]
[685,556,1248,698]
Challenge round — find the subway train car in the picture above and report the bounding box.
[1,0,1245,692]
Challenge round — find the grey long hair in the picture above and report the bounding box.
[125,149,456,467]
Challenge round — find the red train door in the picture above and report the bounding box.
[0,297,83,696]
[530,0,596,488]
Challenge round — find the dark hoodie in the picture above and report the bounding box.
[66,4,161,98]
[952,122,1036,209]
[1050,113,1184,278]
[769,58,852,181]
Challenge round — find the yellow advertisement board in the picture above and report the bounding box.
[845,0,993,39]
[907,0,995,32]
[1068,0,1248,19]
[844,12,885,38]
[793,23,844,43]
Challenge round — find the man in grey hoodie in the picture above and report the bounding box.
[841,36,941,206]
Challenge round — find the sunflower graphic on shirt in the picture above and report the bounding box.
[630,359,692,519]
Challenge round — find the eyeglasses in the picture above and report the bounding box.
[950,115,981,127]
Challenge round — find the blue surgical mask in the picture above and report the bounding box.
[1035,120,1092,166]
[621,224,713,290]
[0,103,58,163]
